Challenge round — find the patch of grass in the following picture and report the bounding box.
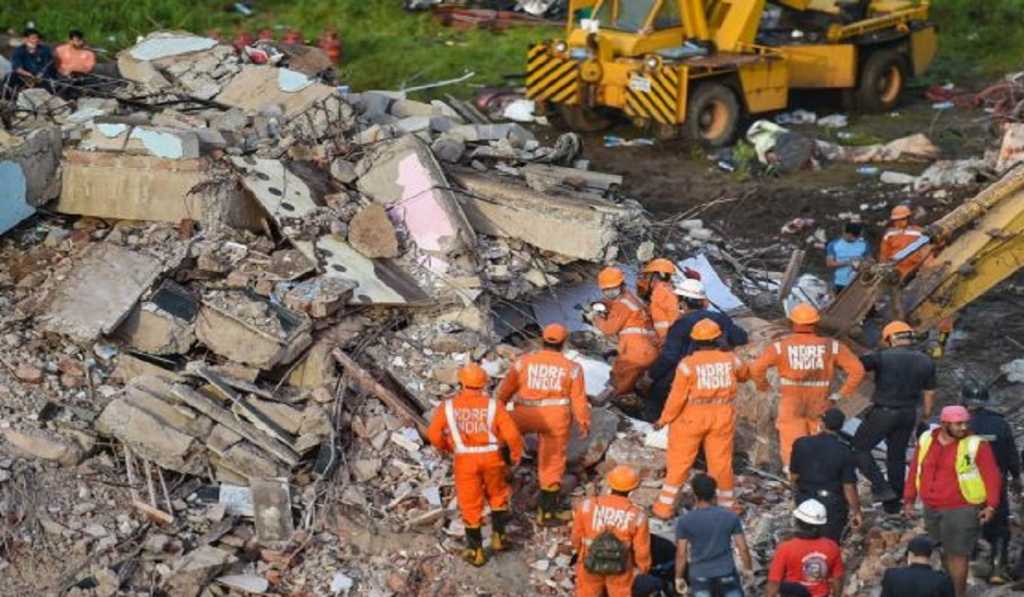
[929,0,1024,82]
[0,0,559,97]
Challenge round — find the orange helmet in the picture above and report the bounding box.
[890,205,912,220]
[882,320,913,342]
[597,267,625,289]
[690,318,723,341]
[606,465,640,492]
[542,323,569,344]
[789,303,821,326]
[642,258,676,276]
[458,363,488,389]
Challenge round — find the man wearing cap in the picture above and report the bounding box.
[642,278,749,423]
[852,320,936,513]
[766,499,844,597]
[904,405,1003,597]
[586,266,659,398]
[652,319,750,518]
[427,363,524,566]
[636,258,679,346]
[674,474,753,597]
[496,323,591,526]
[880,204,931,280]
[962,379,1022,584]
[881,534,955,597]
[790,408,863,544]
[751,303,864,471]
[572,465,652,597]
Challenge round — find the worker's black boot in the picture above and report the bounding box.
[462,526,487,567]
[990,538,1011,584]
[537,486,572,527]
[490,509,509,552]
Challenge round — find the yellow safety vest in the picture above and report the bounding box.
[915,432,987,505]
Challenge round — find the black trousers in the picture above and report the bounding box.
[982,485,1011,544]
[853,405,916,497]
[797,490,848,544]
[643,374,673,423]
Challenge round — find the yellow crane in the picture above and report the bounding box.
[527,0,937,146]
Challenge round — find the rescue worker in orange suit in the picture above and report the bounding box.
[585,267,659,398]
[751,303,865,472]
[636,258,680,346]
[652,319,750,518]
[572,465,652,597]
[427,363,524,566]
[879,204,931,280]
[496,323,591,526]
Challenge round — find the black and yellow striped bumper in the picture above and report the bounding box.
[623,67,681,125]
[526,44,581,105]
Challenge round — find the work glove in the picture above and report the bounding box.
[674,577,688,595]
[828,392,843,403]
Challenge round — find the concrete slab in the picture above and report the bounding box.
[0,160,33,235]
[40,243,168,343]
[216,65,336,118]
[116,280,198,355]
[95,398,206,475]
[305,235,431,306]
[195,290,313,369]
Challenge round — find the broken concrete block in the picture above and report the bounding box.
[95,397,206,475]
[122,376,214,439]
[307,234,431,306]
[453,171,626,262]
[430,134,465,164]
[347,203,400,258]
[1,428,86,466]
[58,151,264,229]
[286,339,338,389]
[206,424,244,454]
[603,437,665,480]
[449,123,535,145]
[216,65,336,119]
[230,156,322,222]
[166,545,237,597]
[85,124,201,159]
[251,478,294,546]
[329,158,358,184]
[282,277,356,319]
[111,354,183,384]
[116,280,198,355]
[396,116,431,134]
[196,290,312,369]
[356,135,475,257]
[390,99,435,118]
[246,399,305,435]
[40,243,169,343]
[16,88,71,121]
[211,441,288,480]
[1,126,62,206]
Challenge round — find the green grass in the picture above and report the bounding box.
[0,0,559,97]
[2,0,1023,96]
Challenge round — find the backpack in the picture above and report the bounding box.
[583,530,628,576]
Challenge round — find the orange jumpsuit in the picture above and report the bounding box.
[879,224,931,279]
[571,494,652,597]
[427,388,524,526]
[593,291,659,395]
[648,279,680,345]
[653,349,749,518]
[750,333,865,467]
[495,349,591,489]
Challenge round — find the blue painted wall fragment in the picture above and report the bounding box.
[0,161,35,235]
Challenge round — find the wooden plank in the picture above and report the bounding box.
[332,349,428,435]
[168,384,301,467]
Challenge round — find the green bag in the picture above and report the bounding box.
[583,530,628,576]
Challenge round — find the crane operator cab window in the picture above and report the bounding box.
[591,0,680,32]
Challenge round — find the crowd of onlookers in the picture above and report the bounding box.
[2,27,98,99]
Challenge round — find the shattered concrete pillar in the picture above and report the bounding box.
[0,127,62,235]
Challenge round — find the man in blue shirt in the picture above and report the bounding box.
[675,474,753,596]
[826,223,869,292]
[6,28,56,93]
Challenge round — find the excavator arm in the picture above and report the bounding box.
[902,167,1024,331]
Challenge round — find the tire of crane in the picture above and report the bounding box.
[686,82,741,149]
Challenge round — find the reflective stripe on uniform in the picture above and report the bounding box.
[620,298,640,311]
[832,340,839,355]
[884,229,923,240]
[718,489,734,497]
[620,327,653,336]
[773,342,782,356]
[657,496,676,505]
[677,362,691,376]
[654,321,671,329]
[445,398,500,455]
[514,397,571,407]
[662,484,680,492]
[780,379,830,387]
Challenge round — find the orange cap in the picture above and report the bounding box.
[458,363,488,389]
[890,205,912,220]
[882,320,913,342]
[542,323,569,344]
[642,258,676,276]
[607,465,640,492]
[597,267,625,289]
[690,318,723,341]
[789,303,821,326]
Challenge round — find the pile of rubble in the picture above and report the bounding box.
[0,28,661,594]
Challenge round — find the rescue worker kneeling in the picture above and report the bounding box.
[572,465,652,597]
[652,319,750,519]
[496,323,591,526]
[427,363,524,566]
[586,266,659,398]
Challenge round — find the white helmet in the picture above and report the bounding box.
[674,278,706,300]
[793,499,827,526]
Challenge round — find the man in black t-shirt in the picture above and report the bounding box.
[881,535,955,597]
[791,408,863,543]
[852,320,936,513]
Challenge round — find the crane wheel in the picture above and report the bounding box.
[686,83,741,149]
[556,104,612,133]
[856,49,907,113]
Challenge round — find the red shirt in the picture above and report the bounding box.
[768,537,843,597]
[903,430,1002,510]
